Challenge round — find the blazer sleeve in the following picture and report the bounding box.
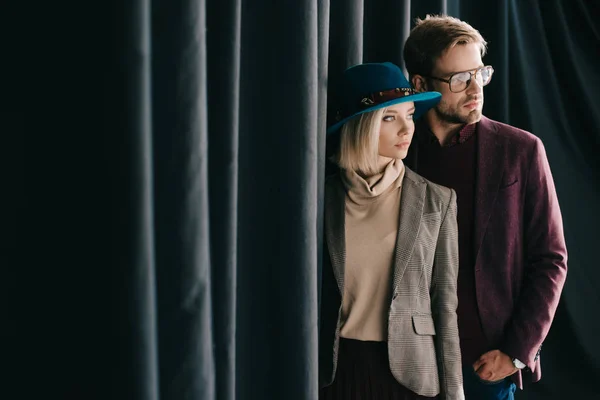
[500,138,568,371]
[431,189,464,400]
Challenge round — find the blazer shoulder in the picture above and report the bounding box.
[404,166,454,206]
[482,116,542,148]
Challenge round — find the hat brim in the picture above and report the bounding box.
[327,91,441,135]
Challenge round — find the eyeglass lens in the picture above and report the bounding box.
[450,66,493,92]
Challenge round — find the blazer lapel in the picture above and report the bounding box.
[324,176,346,293]
[392,169,426,290]
[474,117,506,267]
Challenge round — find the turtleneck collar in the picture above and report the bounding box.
[341,158,405,205]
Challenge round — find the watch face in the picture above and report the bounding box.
[513,358,526,369]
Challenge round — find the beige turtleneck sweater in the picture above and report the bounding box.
[339,158,405,342]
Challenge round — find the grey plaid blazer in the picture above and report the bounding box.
[319,167,464,399]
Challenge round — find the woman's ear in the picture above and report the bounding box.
[411,75,428,93]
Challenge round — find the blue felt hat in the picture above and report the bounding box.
[327,62,441,135]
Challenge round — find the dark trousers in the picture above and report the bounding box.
[463,365,517,400]
[319,337,438,400]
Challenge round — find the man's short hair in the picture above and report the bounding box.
[404,14,487,78]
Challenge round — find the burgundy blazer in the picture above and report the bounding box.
[409,116,568,388]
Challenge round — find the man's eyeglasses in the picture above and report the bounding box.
[427,65,494,93]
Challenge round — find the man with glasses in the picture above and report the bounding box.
[403,15,567,400]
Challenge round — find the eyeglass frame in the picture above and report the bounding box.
[426,65,494,93]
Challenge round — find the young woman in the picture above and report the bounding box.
[319,62,464,400]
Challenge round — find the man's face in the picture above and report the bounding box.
[429,43,485,125]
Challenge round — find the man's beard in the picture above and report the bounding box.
[434,100,482,125]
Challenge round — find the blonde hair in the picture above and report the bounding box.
[334,108,385,176]
[404,14,487,78]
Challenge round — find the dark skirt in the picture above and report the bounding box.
[319,337,439,400]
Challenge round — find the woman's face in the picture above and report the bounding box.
[378,101,415,160]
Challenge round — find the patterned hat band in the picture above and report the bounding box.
[359,87,417,108]
[336,87,417,121]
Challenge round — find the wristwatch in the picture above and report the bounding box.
[512,358,526,369]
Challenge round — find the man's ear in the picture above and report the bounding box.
[411,75,428,92]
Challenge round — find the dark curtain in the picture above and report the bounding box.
[17,0,598,399]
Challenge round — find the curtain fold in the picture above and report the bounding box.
[363,0,411,67]
[235,0,321,398]
[316,0,331,327]
[112,0,161,398]
[151,0,214,398]
[206,0,242,399]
